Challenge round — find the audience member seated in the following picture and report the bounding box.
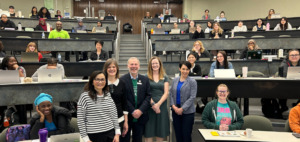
[239,39,261,59]
[152,14,161,24]
[159,13,164,21]
[91,21,108,33]
[90,40,108,60]
[9,6,17,17]
[0,41,5,57]
[204,21,213,33]
[274,17,292,31]
[25,42,43,61]
[190,40,211,60]
[104,12,114,20]
[202,84,244,130]
[182,14,190,23]
[187,53,202,76]
[233,21,247,32]
[217,11,227,21]
[38,7,51,19]
[48,21,70,61]
[35,18,47,31]
[209,22,223,39]
[192,24,205,39]
[186,20,196,34]
[0,14,16,29]
[289,103,300,133]
[29,6,38,18]
[75,19,87,32]
[30,93,75,139]
[144,12,152,19]
[31,57,65,82]
[55,10,62,18]
[163,9,173,22]
[209,51,233,77]
[1,56,26,77]
[252,18,266,31]
[266,9,275,20]
[77,71,120,142]
[202,9,211,20]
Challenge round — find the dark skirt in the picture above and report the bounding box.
[88,129,114,142]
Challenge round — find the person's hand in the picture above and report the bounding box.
[36,106,45,122]
[219,124,229,131]
[176,108,183,115]
[122,122,128,137]
[152,104,161,114]
[12,64,19,70]
[248,45,254,50]
[132,109,142,119]
[113,134,120,142]
[214,34,219,39]
[87,141,92,142]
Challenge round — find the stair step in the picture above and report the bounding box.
[120,44,143,47]
[119,57,147,61]
[120,41,143,44]
[119,50,145,53]
[119,54,146,57]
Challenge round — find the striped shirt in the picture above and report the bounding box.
[77,92,121,142]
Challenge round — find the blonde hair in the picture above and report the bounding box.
[212,22,223,34]
[25,42,38,52]
[215,83,230,96]
[196,24,202,28]
[247,39,260,50]
[147,56,165,81]
[192,40,205,53]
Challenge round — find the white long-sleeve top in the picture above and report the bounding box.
[77,92,121,142]
[232,25,247,32]
[273,22,292,31]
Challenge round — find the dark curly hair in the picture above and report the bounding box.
[84,71,109,102]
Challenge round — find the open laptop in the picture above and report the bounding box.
[76,30,87,33]
[214,69,236,79]
[170,17,178,23]
[95,27,106,33]
[286,67,300,79]
[0,70,20,84]
[0,57,3,63]
[170,29,180,34]
[271,14,281,19]
[247,50,262,60]
[153,28,165,34]
[21,52,39,62]
[38,69,62,83]
[50,133,81,142]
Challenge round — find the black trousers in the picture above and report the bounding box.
[123,121,144,142]
[88,129,114,142]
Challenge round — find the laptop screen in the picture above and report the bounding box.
[247,50,262,60]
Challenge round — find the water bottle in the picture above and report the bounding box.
[42,32,45,39]
[266,22,270,31]
[46,23,50,32]
[71,27,75,33]
[58,53,61,62]
[150,28,153,34]
[231,30,234,38]
[18,22,22,31]
[216,16,220,22]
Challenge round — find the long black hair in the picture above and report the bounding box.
[1,56,18,70]
[31,6,37,15]
[38,7,51,18]
[280,17,289,31]
[216,51,229,69]
[84,71,109,102]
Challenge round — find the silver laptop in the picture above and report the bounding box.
[153,28,165,34]
[95,27,106,33]
[0,57,3,63]
[271,14,281,19]
[50,133,81,142]
[170,17,178,23]
[38,69,62,83]
[0,70,20,84]
[21,52,39,62]
[287,67,300,79]
[170,29,180,34]
[76,30,87,33]
[214,69,236,78]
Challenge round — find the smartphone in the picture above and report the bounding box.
[292,133,300,138]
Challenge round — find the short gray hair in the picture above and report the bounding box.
[127,57,140,65]
[1,14,7,18]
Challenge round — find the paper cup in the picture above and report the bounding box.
[242,66,248,78]
[246,128,252,138]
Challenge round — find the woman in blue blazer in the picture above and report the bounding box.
[170,61,197,142]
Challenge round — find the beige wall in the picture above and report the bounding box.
[183,0,300,20]
[0,0,73,18]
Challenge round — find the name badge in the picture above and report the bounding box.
[137,80,142,85]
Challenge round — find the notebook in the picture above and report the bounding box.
[214,69,236,79]
[21,52,39,62]
[50,133,81,142]
[286,67,300,79]
[38,69,62,83]
[0,70,20,84]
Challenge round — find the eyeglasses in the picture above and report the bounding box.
[290,54,300,57]
[217,56,223,58]
[94,78,105,82]
[218,91,227,94]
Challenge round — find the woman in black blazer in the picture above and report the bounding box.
[187,53,202,76]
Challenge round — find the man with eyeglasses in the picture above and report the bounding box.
[120,57,151,142]
[0,14,16,29]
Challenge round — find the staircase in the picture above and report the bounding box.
[119,34,148,75]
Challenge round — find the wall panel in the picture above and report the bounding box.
[73,0,183,34]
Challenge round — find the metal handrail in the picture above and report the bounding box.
[115,21,121,62]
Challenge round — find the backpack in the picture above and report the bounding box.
[6,124,30,142]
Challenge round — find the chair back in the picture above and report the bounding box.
[247,71,265,77]
[70,117,79,132]
[284,119,292,132]
[242,115,273,131]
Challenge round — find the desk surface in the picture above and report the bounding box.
[198,129,299,142]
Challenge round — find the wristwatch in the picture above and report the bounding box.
[151,102,155,106]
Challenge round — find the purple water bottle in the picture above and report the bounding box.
[38,128,48,142]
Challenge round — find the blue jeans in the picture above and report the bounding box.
[172,110,194,142]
